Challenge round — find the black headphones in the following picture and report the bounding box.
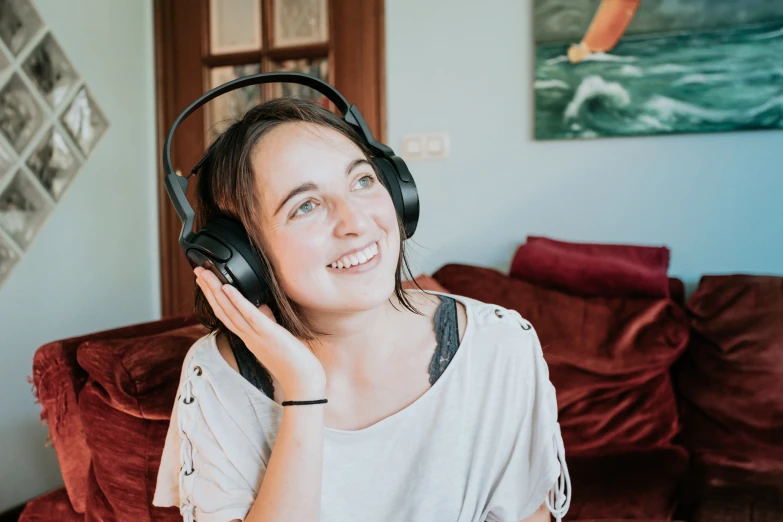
[162,72,419,307]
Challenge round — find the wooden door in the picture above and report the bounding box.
[153,0,386,318]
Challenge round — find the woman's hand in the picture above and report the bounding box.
[194,267,327,399]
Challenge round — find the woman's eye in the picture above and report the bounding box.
[292,200,316,218]
[355,174,376,189]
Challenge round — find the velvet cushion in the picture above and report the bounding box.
[675,275,783,476]
[433,264,690,457]
[30,314,198,513]
[19,487,83,522]
[80,382,181,522]
[510,236,672,299]
[675,461,783,522]
[76,322,206,521]
[565,447,689,520]
[689,486,783,522]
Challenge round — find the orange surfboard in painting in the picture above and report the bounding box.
[568,0,642,63]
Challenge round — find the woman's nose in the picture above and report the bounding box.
[332,198,371,236]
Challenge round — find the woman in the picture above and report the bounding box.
[153,97,570,522]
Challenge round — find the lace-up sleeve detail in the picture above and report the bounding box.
[176,364,200,522]
[153,351,260,522]
[485,309,572,522]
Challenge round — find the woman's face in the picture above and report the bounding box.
[253,122,400,314]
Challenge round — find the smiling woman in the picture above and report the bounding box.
[153,95,570,522]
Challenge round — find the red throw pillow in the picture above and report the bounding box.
[77,323,206,419]
[30,314,198,514]
[510,236,672,299]
[433,263,690,457]
[76,323,206,521]
[676,275,783,477]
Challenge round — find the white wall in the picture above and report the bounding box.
[0,0,159,511]
[386,0,783,288]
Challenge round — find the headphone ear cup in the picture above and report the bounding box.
[372,156,419,239]
[192,218,273,307]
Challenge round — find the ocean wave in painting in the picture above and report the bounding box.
[535,21,783,139]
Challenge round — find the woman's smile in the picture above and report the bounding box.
[326,240,382,275]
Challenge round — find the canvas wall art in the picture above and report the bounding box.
[534,0,783,140]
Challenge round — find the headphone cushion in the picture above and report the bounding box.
[373,156,418,238]
[202,218,267,285]
[373,157,403,217]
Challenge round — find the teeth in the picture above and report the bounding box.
[330,242,378,269]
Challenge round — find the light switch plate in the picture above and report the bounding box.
[400,132,450,161]
[424,133,449,159]
[400,134,424,160]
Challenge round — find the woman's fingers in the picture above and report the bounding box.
[221,284,277,335]
[257,304,276,322]
[213,284,256,336]
[197,269,279,342]
[196,274,245,335]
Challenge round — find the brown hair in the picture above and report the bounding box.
[192,97,425,349]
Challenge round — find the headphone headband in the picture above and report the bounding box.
[163,72,399,177]
[163,72,351,179]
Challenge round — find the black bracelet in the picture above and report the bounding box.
[282,399,328,406]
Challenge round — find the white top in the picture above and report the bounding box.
[153,291,571,522]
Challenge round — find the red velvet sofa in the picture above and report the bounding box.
[19,245,783,522]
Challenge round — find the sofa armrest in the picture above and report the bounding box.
[30,314,198,513]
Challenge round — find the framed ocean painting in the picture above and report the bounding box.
[534,0,783,140]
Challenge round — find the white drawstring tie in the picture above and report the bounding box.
[545,425,572,522]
